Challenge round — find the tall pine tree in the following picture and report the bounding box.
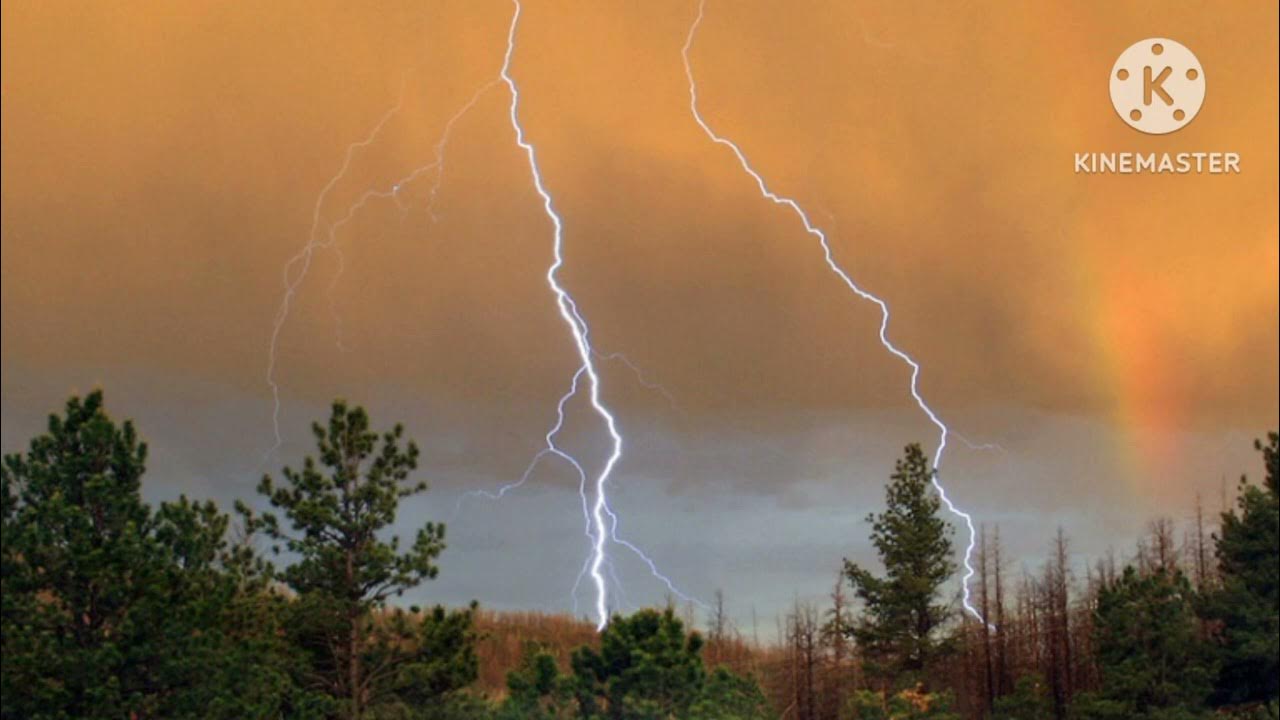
[240,400,473,719]
[844,443,956,688]
[1206,432,1279,708]
[0,392,307,719]
[1073,566,1215,720]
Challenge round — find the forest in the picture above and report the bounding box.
[2,391,1276,720]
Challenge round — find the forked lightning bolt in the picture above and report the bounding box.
[266,93,403,451]
[266,81,494,452]
[454,357,703,614]
[501,0,701,629]
[323,81,498,351]
[683,0,986,624]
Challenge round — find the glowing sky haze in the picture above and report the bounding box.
[3,0,1276,625]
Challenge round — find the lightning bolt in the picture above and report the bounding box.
[453,356,704,615]
[266,92,404,451]
[453,350,679,513]
[501,0,704,629]
[322,80,499,352]
[501,0,624,630]
[597,351,684,414]
[265,81,495,451]
[453,366,588,511]
[953,432,1008,455]
[682,0,986,624]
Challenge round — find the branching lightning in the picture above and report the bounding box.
[323,81,498,352]
[266,81,495,451]
[501,1,615,628]
[501,0,702,629]
[266,93,404,451]
[682,0,986,623]
[597,351,684,413]
[264,5,691,629]
[953,432,1008,456]
[453,355,703,614]
[453,351,679,512]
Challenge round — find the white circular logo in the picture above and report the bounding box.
[1110,38,1205,135]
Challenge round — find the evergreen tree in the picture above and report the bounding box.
[571,608,707,719]
[848,687,961,720]
[564,607,769,720]
[844,443,957,687]
[239,400,467,719]
[1,392,157,718]
[378,603,483,713]
[497,647,576,720]
[0,392,305,719]
[1072,567,1214,720]
[991,675,1052,720]
[1205,432,1278,709]
[688,668,772,720]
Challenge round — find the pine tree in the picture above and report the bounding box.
[0,392,306,719]
[571,608,707,719]
[240,400,467,719]
[1205,432,1279,708]
[498,647,577,720]
[567,607,769,720]
[1073,566,1215,719]
[843,443,956,689]
[689,668,772,720]
[991,675,1051,720]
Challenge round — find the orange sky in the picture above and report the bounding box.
[2,1,1278,612]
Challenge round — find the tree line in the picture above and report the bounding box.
[752,437,1277,720]
[1,391,1276,719]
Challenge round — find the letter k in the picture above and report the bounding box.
[1145,66,1173,105]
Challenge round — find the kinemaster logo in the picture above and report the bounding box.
[1075,37,1241,175]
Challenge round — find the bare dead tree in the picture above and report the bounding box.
[786,600,822,720]
[1147,517,1177,572]
[1190,494,1213,591]
[706,589,730,666]
[822,571,856,718]
[1039,528,1075,720]
[976,525,996,714]
[992,526,1011,698]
